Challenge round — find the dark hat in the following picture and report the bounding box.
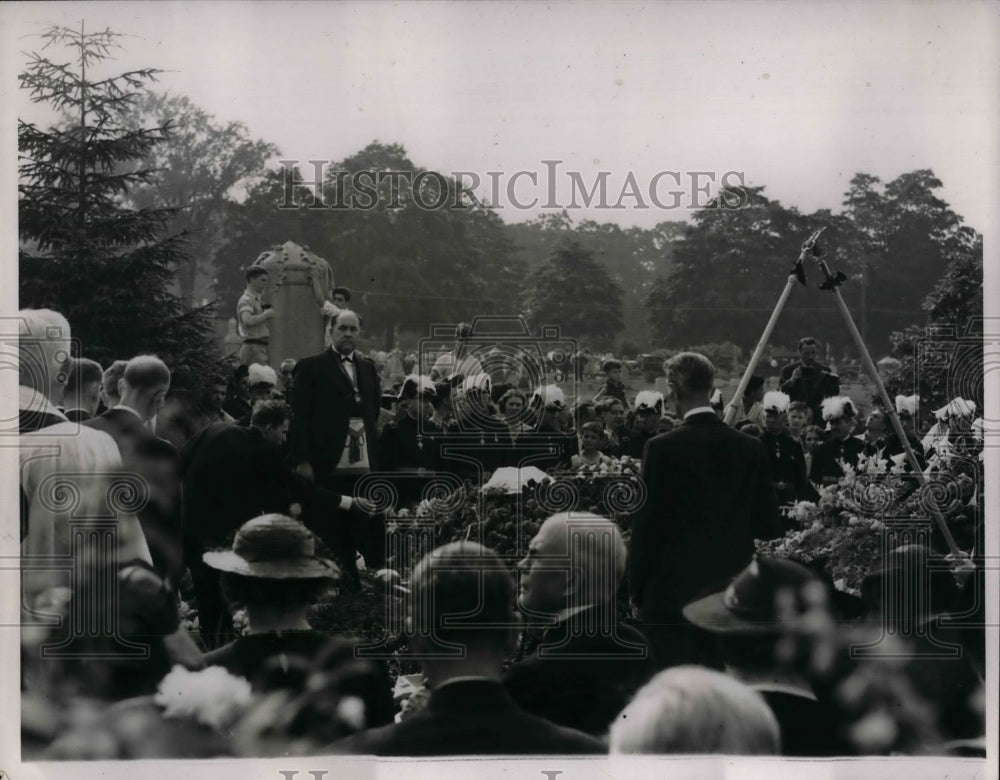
[602,358,622,373]
[683,556,821,635]
[203,514,340,580]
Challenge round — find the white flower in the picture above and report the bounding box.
[849,710,898,753]
[336,696,367,731]
[155,665,253,730]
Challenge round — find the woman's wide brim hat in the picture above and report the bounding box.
[203,514,340,580]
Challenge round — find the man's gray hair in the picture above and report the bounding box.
[664,352,715,400]
[539,512,627,606]
[18,309,71,390]
[609,666,781,755]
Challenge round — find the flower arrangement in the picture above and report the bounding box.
[759,455,981,593]
[154,665,253,731]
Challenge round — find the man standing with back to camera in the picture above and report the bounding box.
[630,352,781,670]
[289,310,384,586]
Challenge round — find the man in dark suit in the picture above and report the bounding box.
[630,352,781,671]
[85,355,183,581]
[181,400,373,648]
[505,512,654,737]
[779,337,840,424]
[759,391,817,505]
[332,542,605,756]
[290,310,383,579]
[809,396,865,486]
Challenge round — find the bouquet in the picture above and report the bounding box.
[154,665,253,731]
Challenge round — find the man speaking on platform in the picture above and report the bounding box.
[289,310,383,583]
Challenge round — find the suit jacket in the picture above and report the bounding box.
[760,430,817,503]
[809,436,865,485]
[180,423,308,551]
[503,606,654,737]
[290,348,381,478]
[778,361,839,421]
[630,412,781,619]
[331,679,606,756]
[86,408,182,578]
[19,387,152,603]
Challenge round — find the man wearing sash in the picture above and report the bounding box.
[289,310,383,584]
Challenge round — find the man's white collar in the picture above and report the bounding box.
[18,386,67,420]
[684,406,716,419]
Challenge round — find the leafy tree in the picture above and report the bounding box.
[120,92,279,303]
[508,214,682,347]
[888,233,983,413]
[523,240,624,348]
[843,170,972,353]
[19,24,216,374]
[215,142,524,349]
[645,185,860,354]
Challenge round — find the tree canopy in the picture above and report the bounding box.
[523,240,625,348]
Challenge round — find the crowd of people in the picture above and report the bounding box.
[17,304,986,759]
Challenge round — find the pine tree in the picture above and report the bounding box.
[524,240,624,348]
[18,23,216,375]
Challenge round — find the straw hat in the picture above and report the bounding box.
[203,514,340,580]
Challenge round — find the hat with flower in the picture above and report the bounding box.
[203,514,340,580]
[634,390,664,415]
[398,374,436,401]
[895,395,919,417]
[762,391,791,414]
[248,363,278,388]
[532,384,566,411]
[821,396,856,422]
[462,372,492,395]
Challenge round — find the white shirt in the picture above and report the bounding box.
[19,387,153,606]
[335,348,358,387]
[684,406,717,419]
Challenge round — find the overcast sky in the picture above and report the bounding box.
[4,0,999,232]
